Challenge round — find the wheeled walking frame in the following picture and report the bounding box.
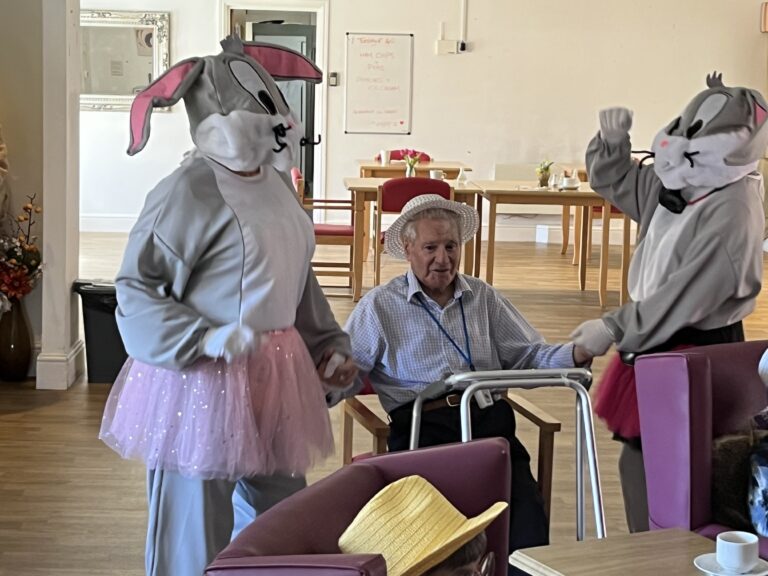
[409,368,606,541]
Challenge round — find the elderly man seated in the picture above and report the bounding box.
[340,194,592,563]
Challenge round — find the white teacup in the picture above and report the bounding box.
[716,531,759,574]
[429,169,446,180]
[380,150,390,166]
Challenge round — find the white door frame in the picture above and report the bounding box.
[217,0,329,199]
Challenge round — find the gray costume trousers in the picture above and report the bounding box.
[145,469,306,576]
[618,443,649,533]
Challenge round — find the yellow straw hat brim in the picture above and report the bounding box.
[339,475,507,576]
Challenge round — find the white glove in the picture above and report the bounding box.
[599,107,633,144]
[570,318,615,357]
[323,351,346,379]
[202,323,256,363]
[759,348,768,386]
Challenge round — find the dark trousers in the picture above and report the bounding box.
[388,398,549,562]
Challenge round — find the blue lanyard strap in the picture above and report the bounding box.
[417,295,475,371]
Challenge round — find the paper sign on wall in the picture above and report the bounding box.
[344,33,413,134]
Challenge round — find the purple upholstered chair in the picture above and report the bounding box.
[635,340,768,557]
[205,438,511,576]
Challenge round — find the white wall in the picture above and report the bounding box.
[79,0,768,231]
[0,0,44,339]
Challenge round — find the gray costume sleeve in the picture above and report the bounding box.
[603,231,739,352]
[116,163,234,370]
[585,132,662,230]
[116,230,212,369]
[294,267,352,365]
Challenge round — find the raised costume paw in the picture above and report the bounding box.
[599,107,633,143]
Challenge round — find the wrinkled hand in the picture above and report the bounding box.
[572,345,594,366]
[202,323,257,363]
[570,319,615,358]
[317,349,358,389]
[599,107,633,143]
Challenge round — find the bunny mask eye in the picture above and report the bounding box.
[229,60,279,115]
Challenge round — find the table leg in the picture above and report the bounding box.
[599,203,610,307]
[362,201,371,262]
[573,206,583,266]
[474,194,483,277]
[621,214,631,305]
[352,194,366,301]
[485,198,497,285]
[578,207,588,291]
[464,236,475,275]
[561,205,570,255]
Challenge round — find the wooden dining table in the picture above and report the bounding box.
[357,159,471,179]
[342,177,481,301]
[472,180,629,307]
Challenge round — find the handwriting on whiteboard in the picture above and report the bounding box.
[345,33,411,133]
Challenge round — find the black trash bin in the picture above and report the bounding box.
[73,280,128,383]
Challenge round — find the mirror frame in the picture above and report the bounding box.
[80,10,170,112]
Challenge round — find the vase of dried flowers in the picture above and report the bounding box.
[0,195,42,382]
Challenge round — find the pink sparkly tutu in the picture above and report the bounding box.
[99,327,334,480]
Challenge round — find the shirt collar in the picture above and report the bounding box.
[405,268,473,304]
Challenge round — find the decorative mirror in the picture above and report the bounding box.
[80,10,170,111]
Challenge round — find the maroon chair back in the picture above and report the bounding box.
[206,438,511,576]
[636,341,768,556]
[379,177,452,213]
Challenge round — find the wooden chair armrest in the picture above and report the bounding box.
[504,393,561,433]
[502,393,560,522]
[343,397,388,435]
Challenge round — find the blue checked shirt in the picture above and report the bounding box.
[342,269,577,413]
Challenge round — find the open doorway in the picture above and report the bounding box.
[230,6,326,198]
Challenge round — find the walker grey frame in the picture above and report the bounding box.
[409,368,606,541]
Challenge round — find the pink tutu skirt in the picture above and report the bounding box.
[594,346,694,439]
[99,327,334,480]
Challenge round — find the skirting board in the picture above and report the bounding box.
[36,339,85,390]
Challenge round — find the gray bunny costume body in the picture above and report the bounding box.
[585,74,767,533]
[98,38,349,576]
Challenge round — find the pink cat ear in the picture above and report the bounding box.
[242,42,322,83]
[127,58,205,156]
[755,101,767,127]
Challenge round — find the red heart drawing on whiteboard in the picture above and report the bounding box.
[399,120,404,125]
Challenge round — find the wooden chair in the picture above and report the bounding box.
[294,173,355,293]
[373,177,453,286]
[573,168,632,304]
[340,387,562,521]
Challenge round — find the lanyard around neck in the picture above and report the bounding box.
[417,294,475,371]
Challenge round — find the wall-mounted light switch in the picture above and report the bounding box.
[328,72,339,86]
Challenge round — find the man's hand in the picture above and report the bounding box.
[317,349,358,389]
[572,345,594,366]
[570,318,615,358]
[599,107,633,144]
[202,323,257,363]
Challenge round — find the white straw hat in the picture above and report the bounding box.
[338,475,507,576]
[384,194,480,260]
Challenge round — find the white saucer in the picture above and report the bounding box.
[694,553,768,576]
[560,185,581,190]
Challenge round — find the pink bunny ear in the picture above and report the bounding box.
[241,42,322,83]
[128,58,205,156]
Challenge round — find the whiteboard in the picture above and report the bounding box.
[344,33,413,134]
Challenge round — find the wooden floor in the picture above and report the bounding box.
[2,234,768,575]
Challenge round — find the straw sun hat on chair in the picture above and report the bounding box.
[384,195,480,261]
[338,475,507,576]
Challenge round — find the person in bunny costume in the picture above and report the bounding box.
[98,36,357,576]
[572,73,767,532]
